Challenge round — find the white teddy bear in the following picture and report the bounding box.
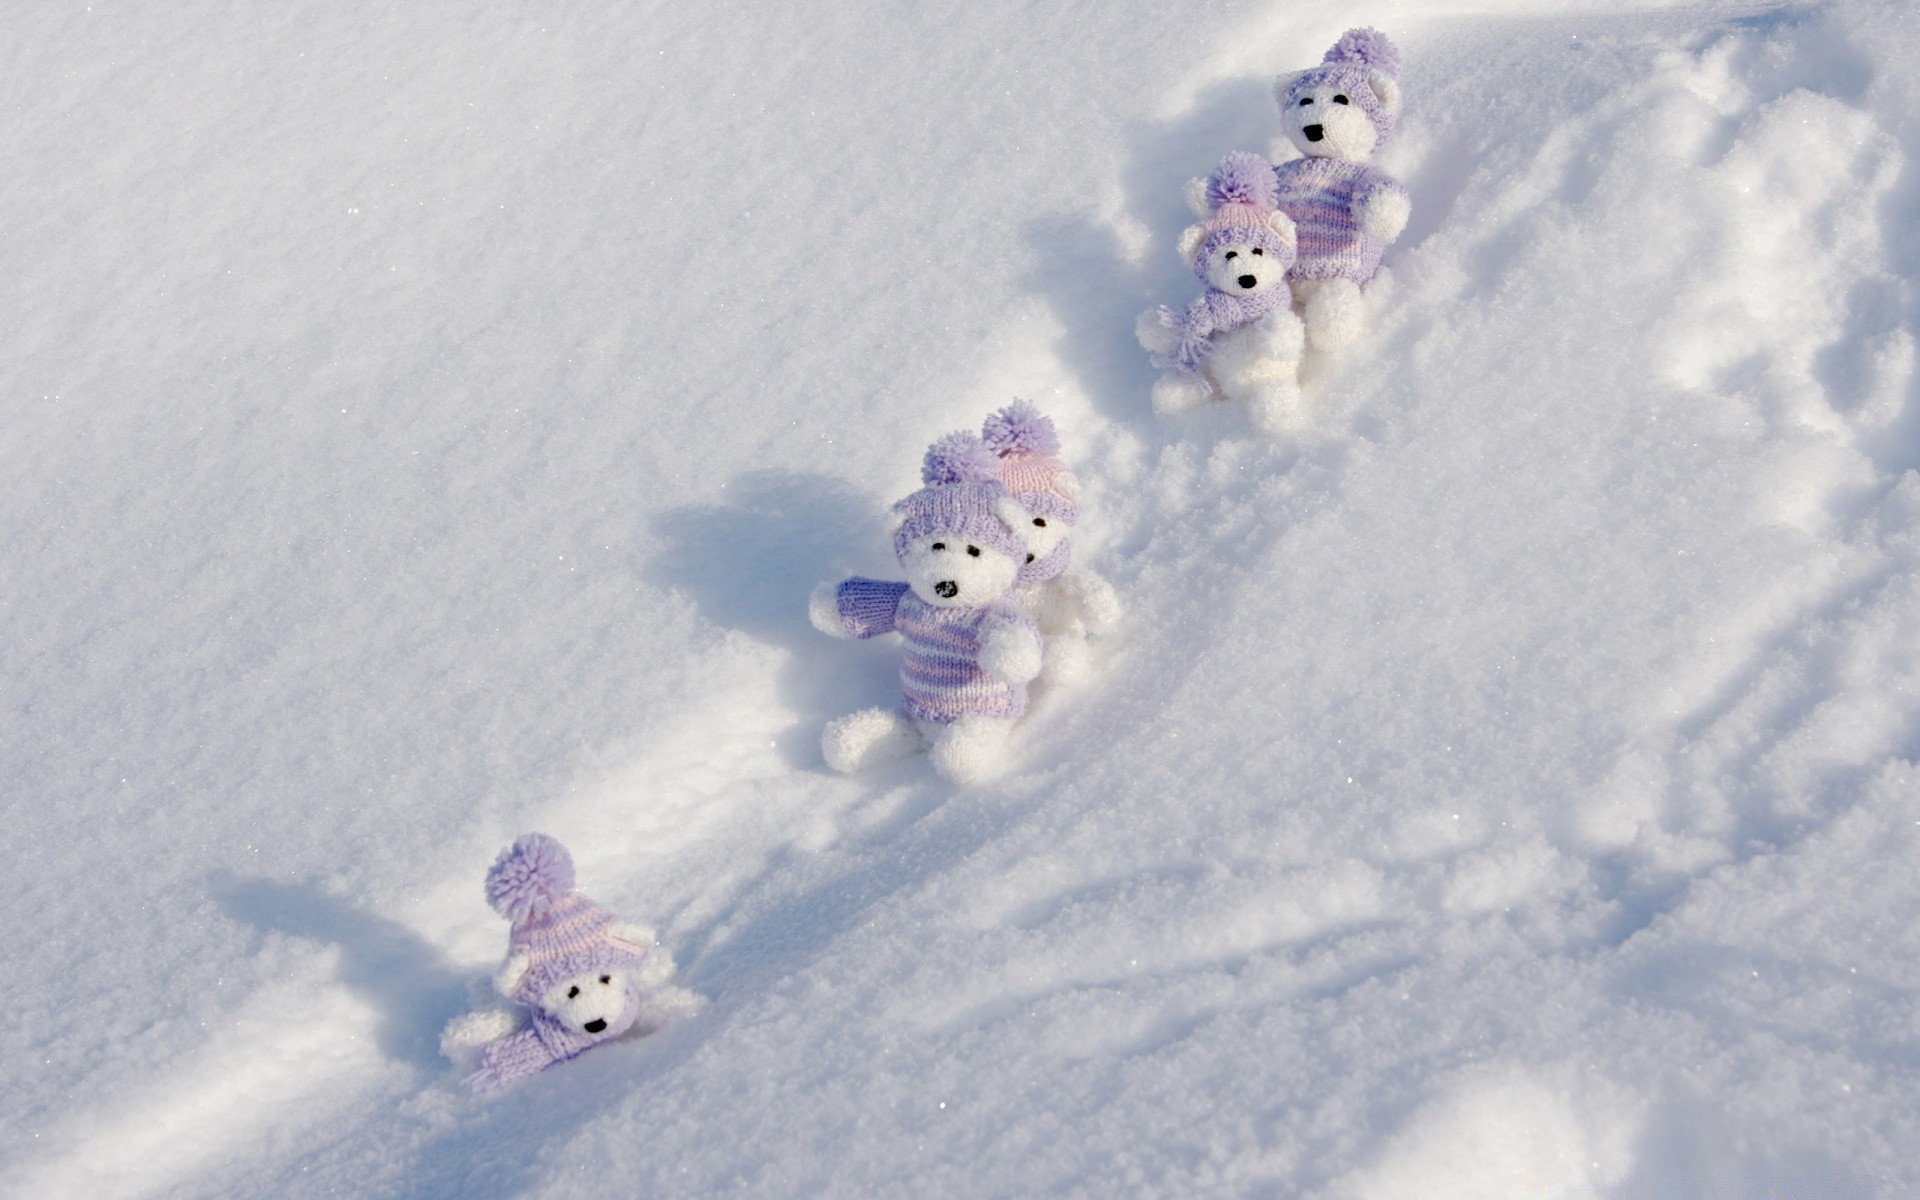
[1269,27,1411,352]
[1137,152,1308,434]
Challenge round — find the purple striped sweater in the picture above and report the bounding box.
[834,578,1036,723]
[1273,157,1405,285]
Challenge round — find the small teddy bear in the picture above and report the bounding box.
[1270,27,1410,352]
[1136,151,1308,434]
[440,833,696,1093]
[979,400,1121,686]
[809,436,1043,785]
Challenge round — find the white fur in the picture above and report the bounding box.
[1054,473,1080,503]
[1360,187,1411,242]
[1013,508,1070,561]
[1277,80,1381,162]
[1295,277,1364,352]
[608,921,656,949]
[979,621,1043,684]
[1183,176,1210,218]
[1176,224,1205,264]
[925,715,1016,785]
[1059,567,1121,634]
[1367,68,1401,121]
[1151,372,1211,416]
[1136,308,1180,356]
[541,969,634,1033]
[492,950,530,999]
[440,1008,521,1062]
[822,706,925,774]
[1200,237,1289,298]
[809,580,849,636]
[993,495,1032,538]
[898,533,1021,608]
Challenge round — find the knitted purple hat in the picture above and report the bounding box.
[485,834,648,1003]
[1192,152,1297,281]
[982,400,1078,526]
[1279,28,1402,145]
[892,436,1027,563]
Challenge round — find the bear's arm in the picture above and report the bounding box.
[827,578,911,639]
[1058,567,1123,634]
[977,604,1044,685]
[1355,171,1411,243]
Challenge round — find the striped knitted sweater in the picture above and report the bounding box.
[1272,157,1406,285]
[834,578,1036,723]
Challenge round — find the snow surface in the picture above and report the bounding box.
[5,0,1920,1195]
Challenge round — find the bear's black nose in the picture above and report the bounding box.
[1238,274,1257,289]
[1303,124,1324,142]
[934,580,958,599]
[583,1018,607,1034]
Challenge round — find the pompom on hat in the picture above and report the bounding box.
[1279,27,1402,145]
[484,834,648,1003]
[1190,152,1297,279]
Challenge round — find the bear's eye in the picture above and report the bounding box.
[1333,94,1350,105]
[1224,250,1237,260]
[1299,97,1314,106]
[966,545,981,557]
[567,986,580,999]
[1032,518,1046,528]
[931,541,945,551]
[600,975,611,985]
[1026,553,1035,563]
[1251,248,1264,256]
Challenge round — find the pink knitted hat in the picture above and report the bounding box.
[485,834,649,1002]
[982,400,1077,525]
[1190,153,1297,280]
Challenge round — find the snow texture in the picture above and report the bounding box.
[5,0,1920,1196]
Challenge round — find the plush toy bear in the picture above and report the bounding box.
[809,436,1043,785]
[1270,27,1410,352]
[979,400,1121,685]
[1136,151,1308,434]
[440,834,697,1093]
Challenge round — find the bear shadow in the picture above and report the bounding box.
[210,873,471,1071]
[644,468,908,771]
[1019,75,1289,429]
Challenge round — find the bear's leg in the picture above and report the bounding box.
[822,707,925,774]
[1302,277,1364,352]
[925,716,1017,785]
[1151,371,1212,417]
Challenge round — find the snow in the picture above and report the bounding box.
[4,0,1919,1195]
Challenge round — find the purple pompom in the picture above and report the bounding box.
[921,431,1001,485]
[1323,27,1399,77]
[1206,151,1280,213]
[981,399,1059,459]
[485,833,575,923]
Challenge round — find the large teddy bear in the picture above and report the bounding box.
[1270,27,1410,352]
[1136,152,1308,435]
[979,400,1120,685]
[810,437,1043,785]
[439,834,698,1094]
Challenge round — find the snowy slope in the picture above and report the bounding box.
[4,0,1919,1195]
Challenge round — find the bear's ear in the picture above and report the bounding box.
[1183,176,1211,218]
[1177,224,1206,265]
[993,495,1030,538]
[1271,70,1306,110]
[493,951,530,999]
[1266,210,1297,252]
[886,503,910,535]
[1367,68,1400,119]
[1055,472,1081,502]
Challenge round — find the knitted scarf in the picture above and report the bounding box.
[466,1011,600,1092]
[1151,287,1287,378]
